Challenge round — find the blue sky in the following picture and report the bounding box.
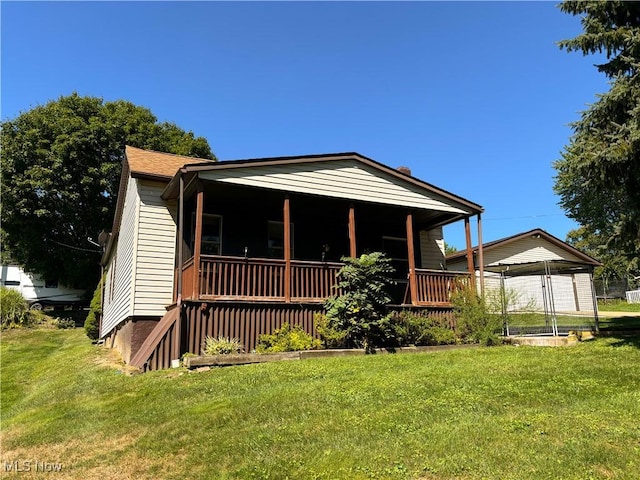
[1,1,608,250]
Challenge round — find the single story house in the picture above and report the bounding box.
[445,228,601,314]
[100,146,484,370]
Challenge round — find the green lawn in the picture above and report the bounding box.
[598,298,640,313]
[2,328,640,480]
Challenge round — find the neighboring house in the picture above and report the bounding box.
[446,229,601,313]
[0,264,86,310]
[101,146,484,370]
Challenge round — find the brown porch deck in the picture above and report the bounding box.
[181,255,470,306]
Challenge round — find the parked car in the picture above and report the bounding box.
[0,264,86,310]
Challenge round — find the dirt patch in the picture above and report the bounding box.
[93,345,140,375]
[0,432,187,480]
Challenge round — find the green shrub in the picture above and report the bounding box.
[202,336,243,355]
[314,313,348,348]
[256,323,322,353]
[324,252,396,352]
[451,286,502,346]
[0,287,31,328]
[395,311,458,346]
[84,276,104,340]
[52,317,76,329]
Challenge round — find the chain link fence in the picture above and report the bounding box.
[480,261,598,336]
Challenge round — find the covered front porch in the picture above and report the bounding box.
[175,179,480,307]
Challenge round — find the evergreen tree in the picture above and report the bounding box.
[555,1,640,272]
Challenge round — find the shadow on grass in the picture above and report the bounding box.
[597,316,640,348]
[600,333,640,349]
[598,315,640,329]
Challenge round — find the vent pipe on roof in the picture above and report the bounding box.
[397,166,412,176]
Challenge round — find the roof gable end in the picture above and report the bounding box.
[164,152,483,215]
[446,228,601,266]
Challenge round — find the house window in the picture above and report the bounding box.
[192,214,222,255]
[268,221,293,259]
[3,280,20,286]
[45,279,58,289]
[108,254,117,305]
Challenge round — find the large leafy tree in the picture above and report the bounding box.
[1,93,215,288]
[566,226,639,290]
[555,1,640,272]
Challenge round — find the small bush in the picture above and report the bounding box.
[202,336,243,355]
[394,312,458,346]
[451,286,502,346]
[84,277,104,340]
[256,323,322,353]
[52,317,76,329]
[314,313,348,349]
[0,287,32,328]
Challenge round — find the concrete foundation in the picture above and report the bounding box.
[507,334,579,347]
[109,317,160,363]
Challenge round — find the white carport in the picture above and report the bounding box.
[446,229,602,336]
[483,259,600,336]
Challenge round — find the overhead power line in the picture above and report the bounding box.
[50,239,101,253]
[483,213,566,221]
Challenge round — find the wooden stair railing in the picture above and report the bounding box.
[129,305,181,371]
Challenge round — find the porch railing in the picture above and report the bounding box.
[414,269,471,306]
[182,256,469,305]
[291,260,343,300]
[200,256,285,300]
[182,255,342,302]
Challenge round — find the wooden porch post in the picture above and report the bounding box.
[348,204,357,258]
[173,174,185,363]
[464,216,476,289]
[477,213,485,297]
[192,184,204,299]
[283,195,291,303]
[176,175,184,304]
[406,211,418,306]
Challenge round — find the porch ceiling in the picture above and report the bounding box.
[192,181,467,230]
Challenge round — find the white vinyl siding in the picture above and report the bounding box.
[447,237,588,271]
[446,237,597,314]
[574,273,595,311]
[419,227,445,269]
[200,160,469,214]
[101,177,138,336]
[446,257,468,271]
[481,237,585,267]
[133,180,177,316]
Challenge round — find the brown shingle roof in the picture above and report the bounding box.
[125,145,215,179]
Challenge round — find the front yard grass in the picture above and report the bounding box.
[598,298,640,313]
[1,328,639,479]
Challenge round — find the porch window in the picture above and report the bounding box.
[193,214,222,255]
[267,221,293,259]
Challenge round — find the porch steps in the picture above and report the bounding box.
[130,305,180,371]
